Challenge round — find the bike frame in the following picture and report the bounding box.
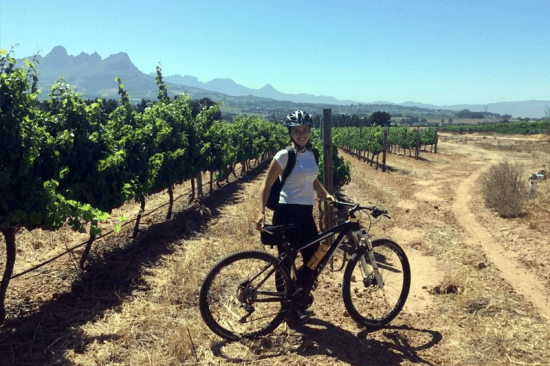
[278,216,369,302]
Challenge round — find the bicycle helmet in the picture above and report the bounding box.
[284,110,312,128]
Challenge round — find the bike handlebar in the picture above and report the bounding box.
[325,200,391,219]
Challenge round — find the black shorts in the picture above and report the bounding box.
[273,204,319,264]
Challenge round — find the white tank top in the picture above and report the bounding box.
[274,149,319,205]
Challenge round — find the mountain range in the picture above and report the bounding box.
[15,46,550,118]
[146,73,361,106]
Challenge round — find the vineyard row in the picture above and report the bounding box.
[335,126,438,171]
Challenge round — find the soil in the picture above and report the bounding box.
[1,131,550,365]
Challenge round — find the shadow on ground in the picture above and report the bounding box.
[210,319,442,366]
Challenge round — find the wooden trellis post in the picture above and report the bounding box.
[383,127,387,172]
[323,109,333,232]
[196,172,202,197]
[415,127,420,159]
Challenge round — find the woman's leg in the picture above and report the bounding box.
[273,205,319,288]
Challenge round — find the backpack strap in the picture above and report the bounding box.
[312,148,320,166]
[280,146,296,188]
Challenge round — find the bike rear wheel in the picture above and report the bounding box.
[199,250,291,340]
[342,238,410,328]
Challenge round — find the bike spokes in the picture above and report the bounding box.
[200,251,290,340]
[343,239,411,327]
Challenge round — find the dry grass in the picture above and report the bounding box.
[424,225,550,365]
[385,153,433,178]
[528,158,550,211]
[532,179,550,209]
[424,225,485,268]
[346,163,398,207]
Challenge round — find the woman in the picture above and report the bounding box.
[255,110,335,323]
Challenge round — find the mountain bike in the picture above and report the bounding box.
[199,200,411,340]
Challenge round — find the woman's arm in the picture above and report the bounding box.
[313,178,335,201]
[255,159,283,230]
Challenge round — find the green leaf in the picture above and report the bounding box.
[91,225,101,236]
[96,212,110,221]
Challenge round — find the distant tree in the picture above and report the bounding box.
[190,99,201,118]
[368,111,392,127]
[134,98,154,113]
[102,99,119,115]
[457,109,485,119]
[343,114,351,127]
[312,114,321,129]
[448,118,453,124]
[36,99,49,112]
[502,114,512,120]
[457,109,471,118]
[401,115,419,125]
[189,97,222,120]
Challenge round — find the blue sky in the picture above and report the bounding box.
[2,0,549,106]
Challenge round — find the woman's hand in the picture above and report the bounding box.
[255,159,282,232]
[255,212,265,231]
[325,194,336,202]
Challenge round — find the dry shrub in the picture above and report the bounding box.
[479,158,528,217]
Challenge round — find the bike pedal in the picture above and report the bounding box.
[286,308,313,325]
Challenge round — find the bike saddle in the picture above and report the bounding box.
[261,223,298,235]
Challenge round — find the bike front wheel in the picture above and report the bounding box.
[199,250,291,340]
[342,238,411,328]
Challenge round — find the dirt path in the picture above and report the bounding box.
[452,154,550,320]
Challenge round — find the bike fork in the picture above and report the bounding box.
[354,232,385,289]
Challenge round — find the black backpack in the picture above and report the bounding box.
[266,146,319,211]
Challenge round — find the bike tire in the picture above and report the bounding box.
[342,238,411,328]
[199,250,291,340]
